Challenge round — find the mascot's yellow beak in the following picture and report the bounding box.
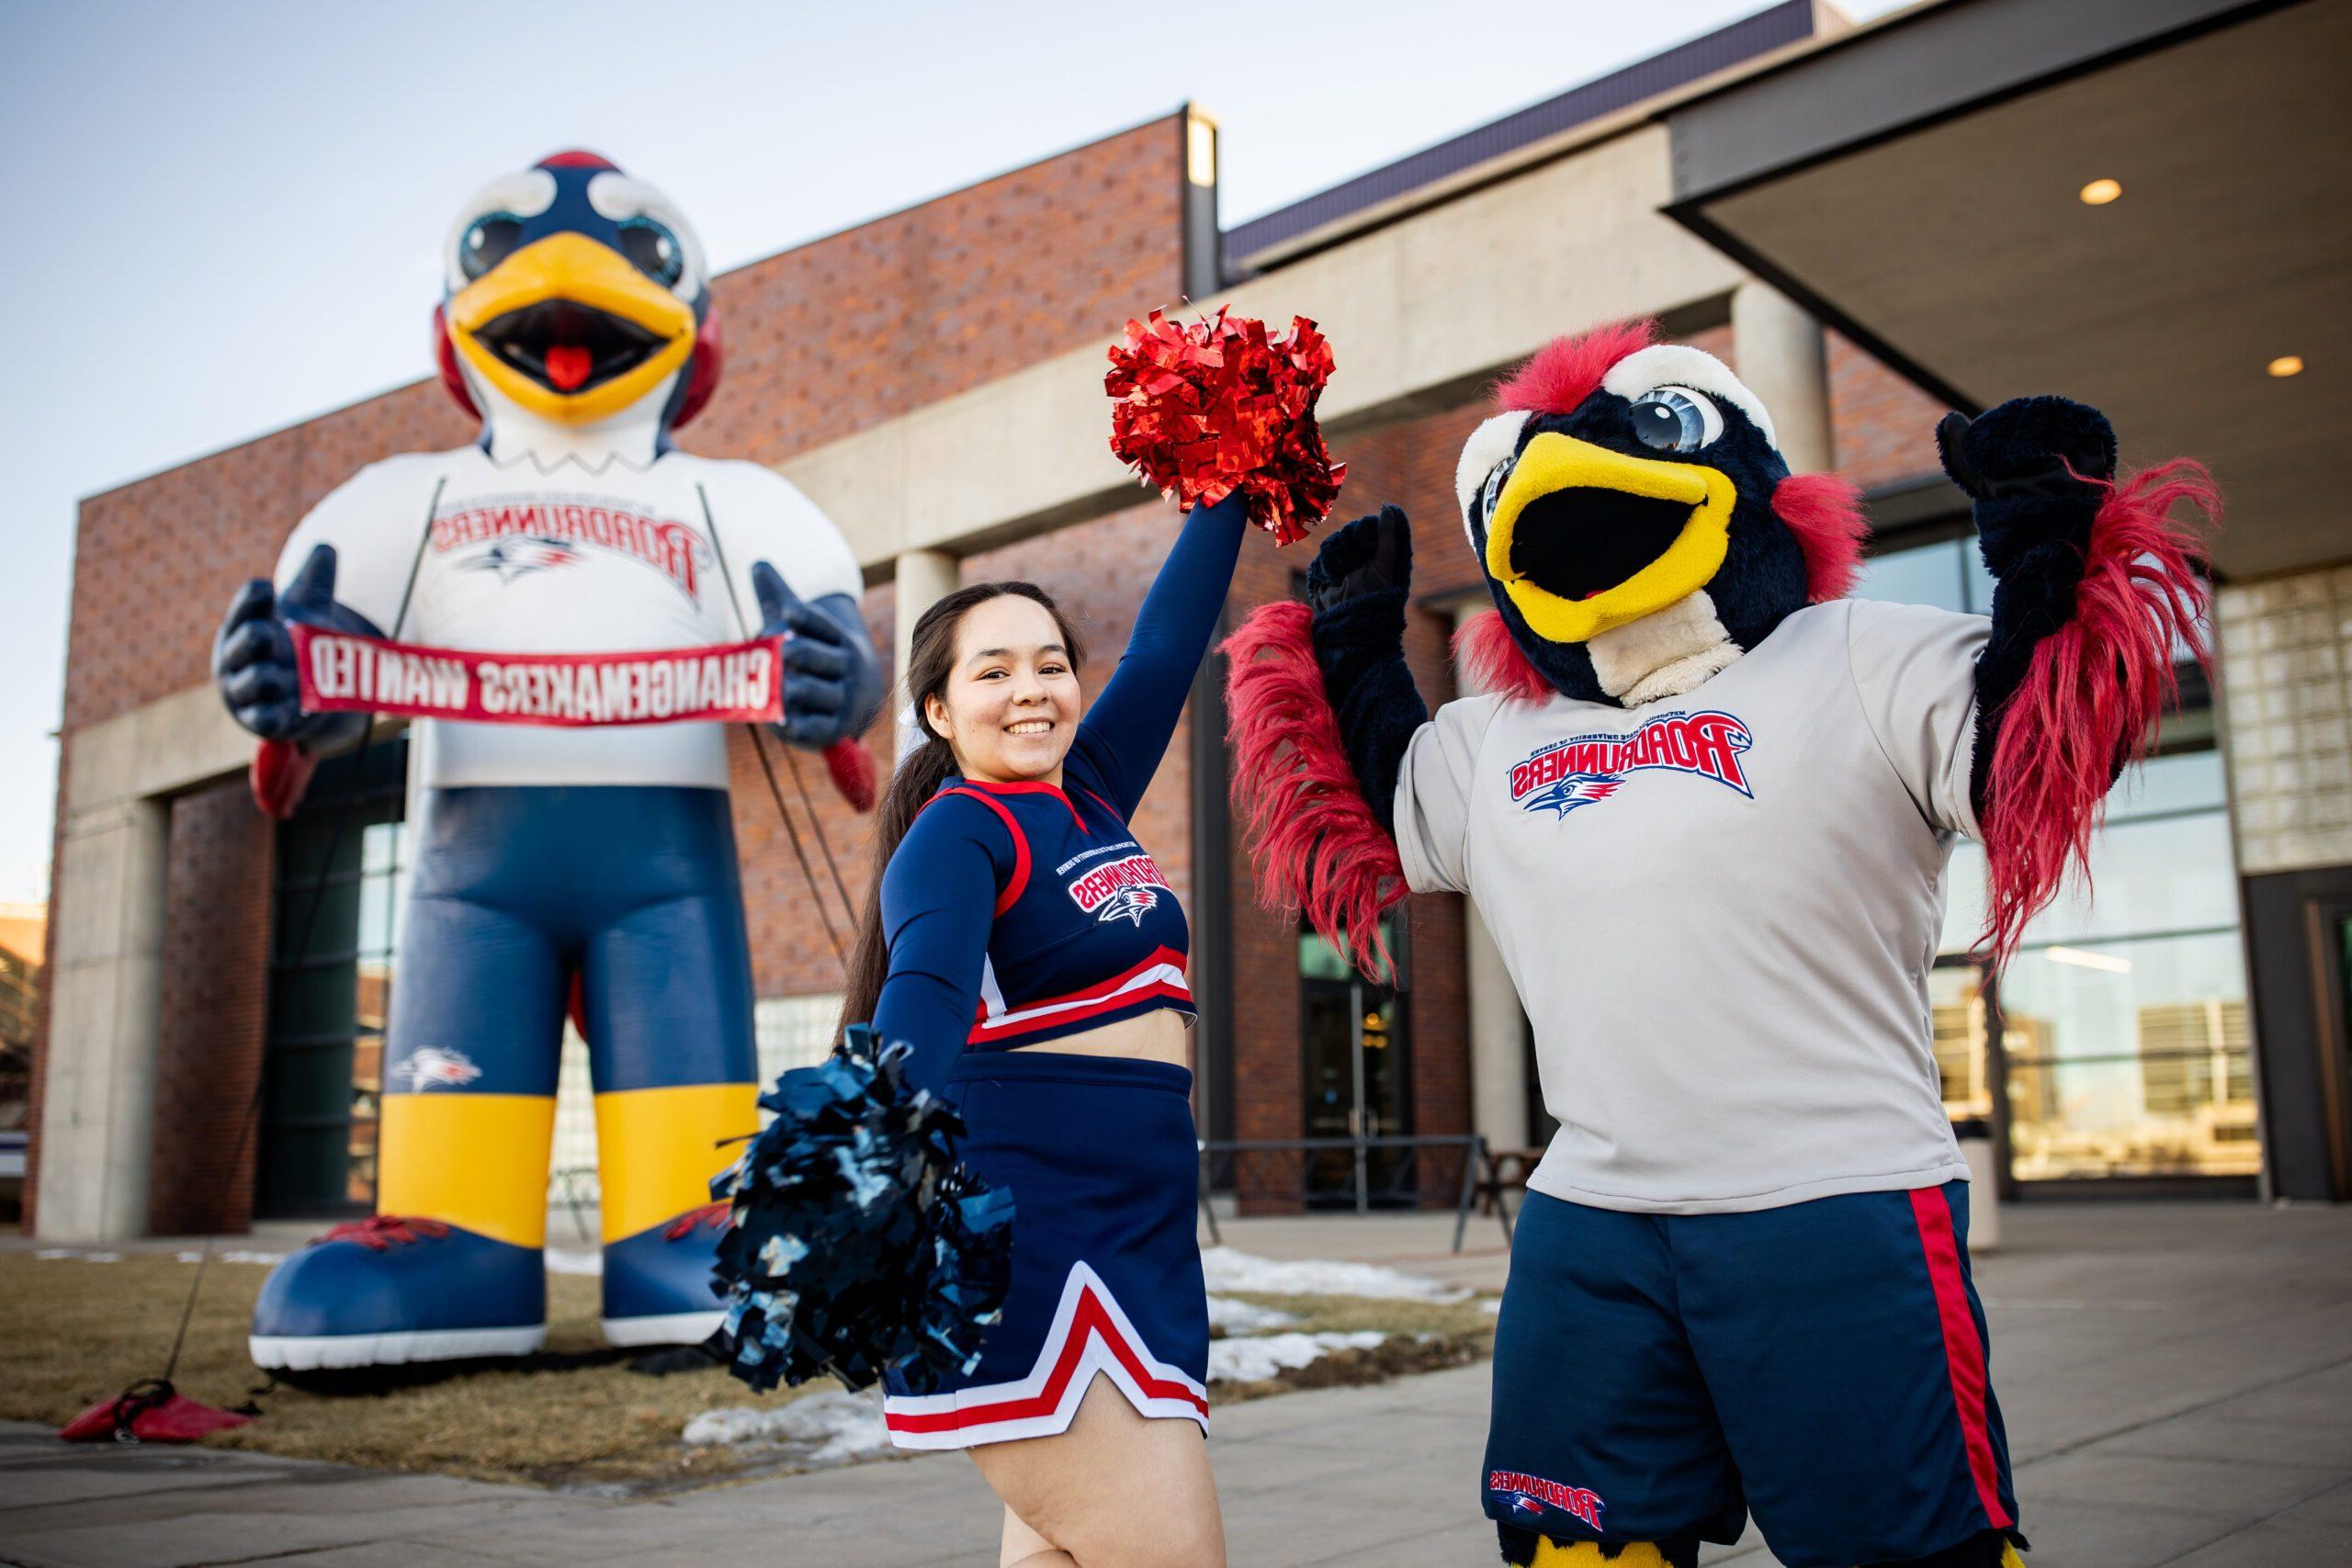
[446,231,696,424]
[1484,433,1736,643]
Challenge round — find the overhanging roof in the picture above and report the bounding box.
[1664,0,2351,579]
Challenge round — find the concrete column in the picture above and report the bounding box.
[1448,599,1532,1156]
[1731,278,1834,475]
[892,549,960,757]
[37,795,171,1240]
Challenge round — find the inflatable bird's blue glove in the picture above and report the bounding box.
[213,544,380,748]
[752,560,884,749]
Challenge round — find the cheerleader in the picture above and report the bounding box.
[840,494,1248,1568]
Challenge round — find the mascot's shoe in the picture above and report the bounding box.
[1497,1529,1698,1568]
[601,1202,729,1347]
[249,1215,547,1371]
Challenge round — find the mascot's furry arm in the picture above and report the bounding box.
[1944,396,2219,964]
[1223,506,1425,977]
[1306,506,1428,828]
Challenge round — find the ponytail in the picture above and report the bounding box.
[837,732,956,1038]
[836,580,1083,1043]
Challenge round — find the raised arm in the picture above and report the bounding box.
[1220,504,1431,981]
[1938,397,2215,965]
[1069,491,1250,816]
[870,799,1007,1095]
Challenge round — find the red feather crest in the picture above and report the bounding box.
[1495,319,1658,418]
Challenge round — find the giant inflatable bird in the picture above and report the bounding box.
[1227,320,2213,1568]
[213,152,885,1371]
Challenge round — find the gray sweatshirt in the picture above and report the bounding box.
[1395,598,1989,1213]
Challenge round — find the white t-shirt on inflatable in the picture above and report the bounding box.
[275,446,863,791]
[1393,598,1990,1215]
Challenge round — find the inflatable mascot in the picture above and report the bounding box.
[1227,321,2213,1568]
[214,152,884,1371]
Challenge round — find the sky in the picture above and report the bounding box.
[0,0,1904,909]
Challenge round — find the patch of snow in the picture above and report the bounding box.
[173,1248,285,1265]
[1205,1294,1299,1334]
[1199,1247,1468,1303]
[36,1248,119,1262]
[545,1248,604,1276]
[1207,1330,1386,1384]
[684,1390,892,1468]
[1481,1297,1502,1315]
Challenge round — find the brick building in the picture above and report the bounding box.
[35,0,2350,1240]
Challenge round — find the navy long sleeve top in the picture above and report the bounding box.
[871,495,1249,1091]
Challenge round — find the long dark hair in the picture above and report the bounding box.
[838,581,1085,1040]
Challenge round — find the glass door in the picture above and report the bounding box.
[1299,930,1412,1209]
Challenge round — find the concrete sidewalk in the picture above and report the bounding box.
[5,1201,2348,1567]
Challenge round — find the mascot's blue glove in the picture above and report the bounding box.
[212,544,378,747]
[752,560,885,749]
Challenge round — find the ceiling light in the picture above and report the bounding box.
[2268,355,2305,378]
[2045,945,2132,974]
[2078,178,2122,206]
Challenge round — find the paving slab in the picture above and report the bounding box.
[2,1201,2347,1567]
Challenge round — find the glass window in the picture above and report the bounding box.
[1852,537,1969,614]
[1998,931,2256,1179]
[258,737,407,1217]
[1867,531,2247,1182]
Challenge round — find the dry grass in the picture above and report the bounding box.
[0,1256,1494,1490]
[0,1256,804,1489]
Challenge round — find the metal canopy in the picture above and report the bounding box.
[1666,0,2350,579]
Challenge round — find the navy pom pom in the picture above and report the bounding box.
[708,1025,1014,1393]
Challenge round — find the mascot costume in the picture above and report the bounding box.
[1226,321,2214,1568]
[213,152,885,1371]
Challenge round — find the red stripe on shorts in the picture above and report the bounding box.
[1908,1186,2012,1529]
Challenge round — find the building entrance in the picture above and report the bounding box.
[1299,928,1413,1208]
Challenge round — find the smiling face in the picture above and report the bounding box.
[1457,338,1814,703]
[923,594,1083,784]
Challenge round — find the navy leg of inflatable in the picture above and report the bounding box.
[580,794,760,1345]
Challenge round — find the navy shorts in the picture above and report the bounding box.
[881,1051,1209,1449]
[1485,1182,2017,1568]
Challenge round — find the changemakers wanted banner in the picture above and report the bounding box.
[289,625,782,728]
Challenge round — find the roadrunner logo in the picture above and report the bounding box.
[1067,852,1169,927]
[395,1047,483,1091]
[1487,1470,1605,1533]
[459,536,582,584]
[1509,710,1753,817]
[433,496,706,602]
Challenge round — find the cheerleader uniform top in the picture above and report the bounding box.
[872,495,1248,1094]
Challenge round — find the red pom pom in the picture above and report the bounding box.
[1106,307,1345,547]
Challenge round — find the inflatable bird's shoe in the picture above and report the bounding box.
[214,152,884,1372]
[1227,321,2212,1566]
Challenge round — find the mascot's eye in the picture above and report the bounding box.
[619,218,684,288]
[458,214,523,281]
[1627,388,1723,453]
[1479,458,1513,522]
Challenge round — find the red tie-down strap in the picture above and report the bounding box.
[250,739,320,819]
